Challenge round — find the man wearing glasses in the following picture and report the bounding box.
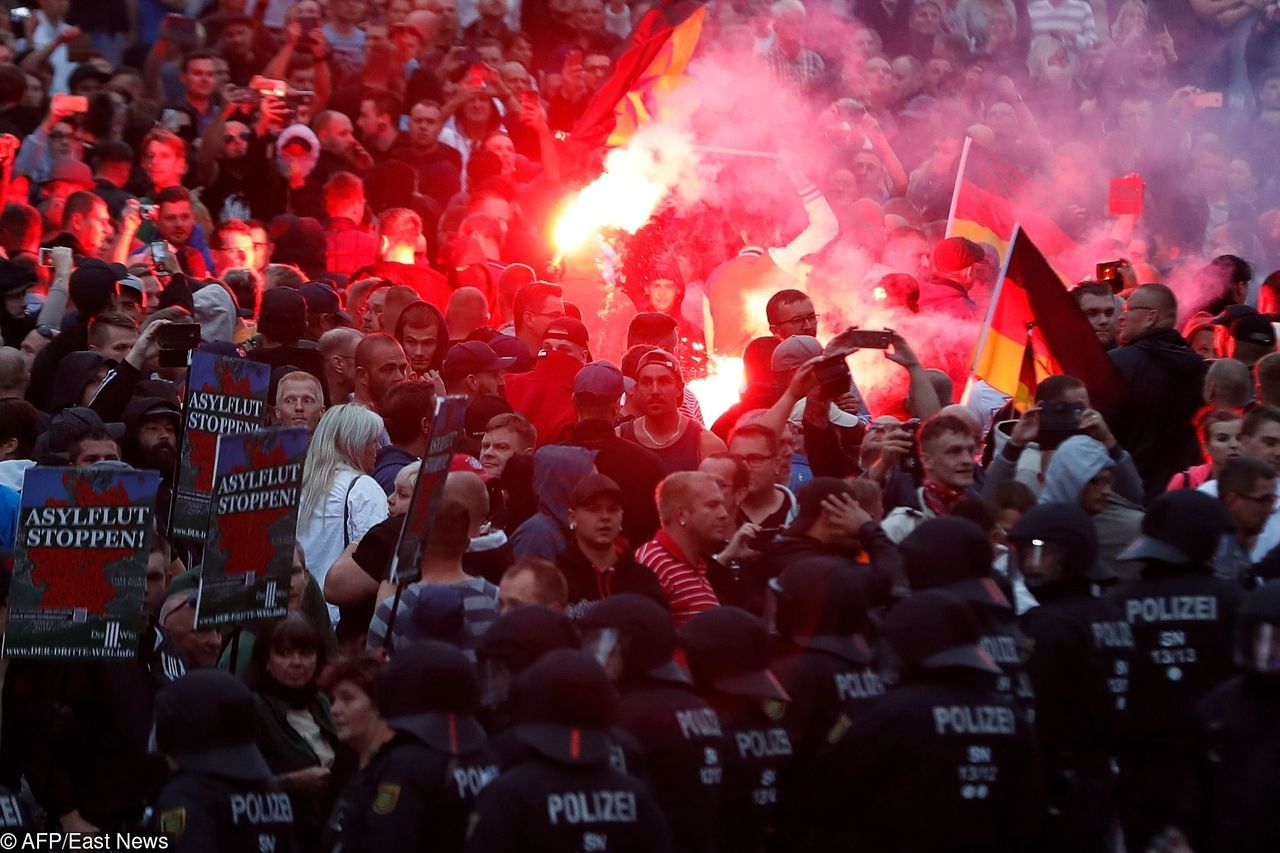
[1212,457,1277,583]
[1108,283,1207,500]
[511,281,565,359]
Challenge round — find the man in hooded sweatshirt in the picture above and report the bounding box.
[1039,435,1145,582]
[509,445,597,562]
[1107,284,1207,500]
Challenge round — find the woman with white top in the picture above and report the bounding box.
[297,404,389,622]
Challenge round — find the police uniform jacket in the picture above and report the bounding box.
[332,713,498,853]
[811,667,1044,852]
[613,675,725,853]
[464,723,671,853]
[1109,564,1244,751]
[154,772,296,853]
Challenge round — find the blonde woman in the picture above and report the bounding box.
[297,404,389,623]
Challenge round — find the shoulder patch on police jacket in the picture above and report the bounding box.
[373,783,401,815]
[159,807,186,837]
[762,699,786,721]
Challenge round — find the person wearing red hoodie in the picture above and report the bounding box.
[503,317,589,446]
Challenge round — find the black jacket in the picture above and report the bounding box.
[555,540,667,620]
[763,526,900,608]
[1106,328,1206,500]
[154,772,296,853]
[559,419,666,546]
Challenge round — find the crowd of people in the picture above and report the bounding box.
[0,0,1279,850]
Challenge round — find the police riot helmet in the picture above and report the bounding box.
[153,670,272,781]
[678,606,789,702]
[376,641,486,755]
[1008,502,1112,588]
[900,517,994,592]
[769,555,870,641]
[577,593,687,683]
[879,589,1000,676]
[511,649,619,765]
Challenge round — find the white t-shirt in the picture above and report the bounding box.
[298,468,388,621]
[1199,478,1280,561]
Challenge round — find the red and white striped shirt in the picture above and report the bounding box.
[635,531,720,626]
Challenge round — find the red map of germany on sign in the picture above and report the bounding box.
[28,478,135,614]
[216,443,292,576]
[189,371,257,492]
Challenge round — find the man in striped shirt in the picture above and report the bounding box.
[636,471,757,625]
[1027,0,1097,50]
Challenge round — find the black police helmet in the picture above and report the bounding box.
[511,649,619,765]
[376,641,486,754]
[476,605,577,675]
[770,556,870,639]
[1118,489,1229,566]
[879,590,999,675]
[1234,582,1280,674]
[1008,502,1109,583]
[678,606,789,702]
[153,670,272,781]
[900,517,994,591]
[577,593,685,682]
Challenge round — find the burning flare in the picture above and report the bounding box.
[688,356,745,427]
[552,126,699,257]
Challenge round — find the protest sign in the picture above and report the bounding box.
[171,353,270,542]
[388,395,467,585]
[4,467,159,659]
[196,427,308,628]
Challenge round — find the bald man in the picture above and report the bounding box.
[0,346,28,399]
[354,333,409,409]
[319,327,365,403]
[446,287,490,342]
[1109,283,1207,498]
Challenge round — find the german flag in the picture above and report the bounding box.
[947,138,1079,263]
[973,226,1127,411]
[570,0,705,149]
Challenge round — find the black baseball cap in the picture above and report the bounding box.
[441,341,515,381]
[298,281,351,324]
[1233,313,1277,346]
[569,472,622,509]
[543,317,591,351]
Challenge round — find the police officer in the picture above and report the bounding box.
[767,556,884,850]
[678,606,792,853]
[475,605,578,733]
[577,593,725,853]
[333,641,498,853]
[900,517,1036,716]
[1109,489,1245,851]
[152,670,296,853]
[464,650,671,853]
[1187,582,1280,851]
[810,590,1044,851]
[1010,502,1133,853]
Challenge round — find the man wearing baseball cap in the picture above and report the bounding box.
[299,281,352,341]
[559,360,665,544]
[1229,312,1276,367]
[618,349,726,473]
[503,328,584,447]
[540,316,590,363]
[441,341,514,401]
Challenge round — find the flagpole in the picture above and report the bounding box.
[693,145,779,160]
[944,136,973,240]
[970,222,1022,377]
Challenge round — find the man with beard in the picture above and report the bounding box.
[354,333,409,411]
[121,396,180,479]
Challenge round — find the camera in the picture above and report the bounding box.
[1038,400,1085,451]
[139,204,158,221]
[157,323,202,368]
